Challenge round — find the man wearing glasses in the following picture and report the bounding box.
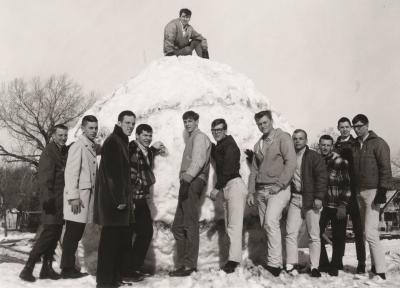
[209,119,247,274]
[351,114,392,280]
[164,8,209,58]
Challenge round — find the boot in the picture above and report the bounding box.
[19,258,36,282]
[39,258,61,280]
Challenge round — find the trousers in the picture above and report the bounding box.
[222,177,247,262]
[60,220,86,269]
[171,177,205,269]
[357,189,386,273]
[28,224,63,261]
[256,186,291,268]
[319,207,347,268]
[121,199,154,273]
[285,193,321,269]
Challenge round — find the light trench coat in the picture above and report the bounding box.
[63,135,98,223]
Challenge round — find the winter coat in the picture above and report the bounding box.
[248,128,297,194]
[39,141,68,225]
[164,18,208,55]
[64,135,99,224]
[292,146,328,210]
[94,125,132,226]
[351,131,392,193]
[211,135,241,189]
[180,128,211,183]
[129,140,157,200]
[323,153,351,208]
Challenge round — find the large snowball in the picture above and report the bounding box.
[70,56,296,274]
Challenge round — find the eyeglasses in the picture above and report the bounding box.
[211,128,225,134]
[352,124,366,129]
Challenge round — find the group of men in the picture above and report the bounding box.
[18,112,165,287]
[18,107,391,287]
[245,111,391,280]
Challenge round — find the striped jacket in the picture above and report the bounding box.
[129,140,157,200]
[323,153,351,208]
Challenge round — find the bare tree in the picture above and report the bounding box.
[0,75,96,168]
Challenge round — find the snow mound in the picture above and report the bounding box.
[69,56,294,272]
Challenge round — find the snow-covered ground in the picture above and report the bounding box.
[1,230,400,287]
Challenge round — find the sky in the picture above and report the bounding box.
[1,0,399,153]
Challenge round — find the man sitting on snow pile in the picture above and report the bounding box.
[164,8,209,59]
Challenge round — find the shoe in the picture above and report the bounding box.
[310,268,321,278]
[221,261,239,274]
[169,267,197,277]
[264,265,281,277]
[285,264,299,276]
[122,271,145,282]
[328,267,338,276]
[61,268,89,279]
[376,273,386,280]
[356,262,365,274]
[39,259,61,280]
[19,258,36,282]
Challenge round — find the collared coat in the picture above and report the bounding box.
[39,141,68,224]
[248,128,297,194]
[93,125,132,226]
[64,134,98,223]
[351,130,392,192]
[298,146,328,210]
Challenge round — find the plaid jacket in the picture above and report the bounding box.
[129,140,156,200]
[324,153,351,208]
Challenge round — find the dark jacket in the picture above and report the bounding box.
[334,135,357,164]
[211,135,241,190]
[351,131,392,193]
[129,140,157,200]
[94,125,132,226]
[39,141,68,224]
[293,146,328,210]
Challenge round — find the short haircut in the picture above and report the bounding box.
[136,124,153,135]
[211,118,227,130]
[293,129,308,139]
[319,134,334,143]
[81,115,98,126]
[254,110,273,121]
[352,114,369,125]
[182,110,199,121]
[118,110,136,122]
[337,117,351,126]
[52,124,68,134]
[179,8,192,17]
